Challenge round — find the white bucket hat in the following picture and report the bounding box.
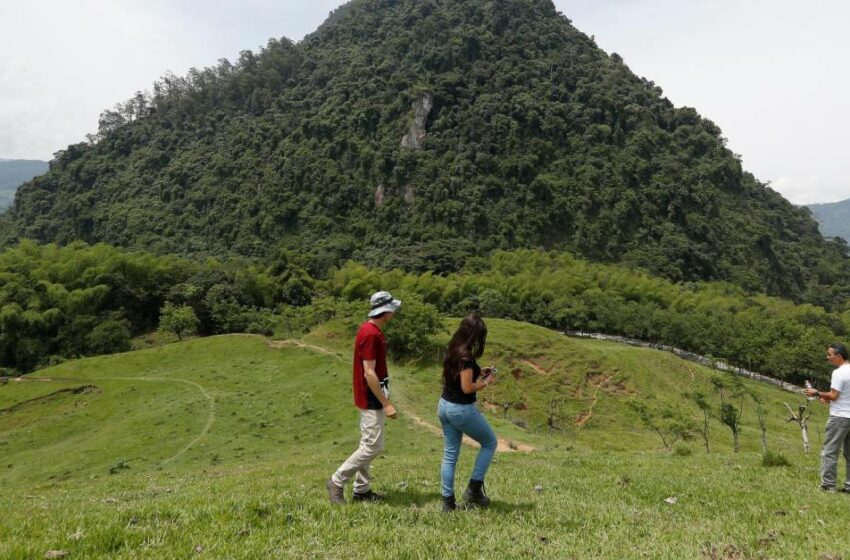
[368,291,401,317]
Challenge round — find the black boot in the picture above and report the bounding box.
[462,479,490,507]
[353,490,384,502]
[442,494,457,512]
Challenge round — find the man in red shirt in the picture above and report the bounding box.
[327,291,401,504]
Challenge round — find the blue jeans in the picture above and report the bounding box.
[437,397,498,497]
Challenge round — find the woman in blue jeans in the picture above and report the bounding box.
[438,314,498,511]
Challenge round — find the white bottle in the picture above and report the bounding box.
[805,380,816,401]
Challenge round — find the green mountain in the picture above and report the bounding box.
[0,159,48,210]
[3,0,848,303]
[2,323,840,558]
[808,198,850,241]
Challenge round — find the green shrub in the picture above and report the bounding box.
[86,318,132,355]
[108,459,130,474]
[382,291,444,360]
[274,297,363,340]
[673,443,693,457]
[294,392,314,417]
[159,303,199,341]
[761,450,791,467]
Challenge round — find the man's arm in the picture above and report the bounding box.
[820,388,839,402]
[363,359,397,419]
[806,387,840,402]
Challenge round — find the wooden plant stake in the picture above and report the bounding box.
[784,401,811,453]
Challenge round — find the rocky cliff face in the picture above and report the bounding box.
[400,93,434,149]
[374,183,414,207]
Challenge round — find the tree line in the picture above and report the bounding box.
[2,242,842,388]
[0,241,311,373]
[323,250,842,385]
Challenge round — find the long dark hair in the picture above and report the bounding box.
[442,314,487,385]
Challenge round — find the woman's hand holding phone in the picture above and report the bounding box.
[481,366,497,386]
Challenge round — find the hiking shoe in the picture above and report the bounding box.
[326,478,345,505]
[442,495,457,512]
[353,490,384,502]
[463,480,491,507]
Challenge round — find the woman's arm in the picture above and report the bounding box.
[460,367,493,394]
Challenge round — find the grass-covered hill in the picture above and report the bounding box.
[0,159,48,210]
[2,320,846,559]
[2,0,848,304]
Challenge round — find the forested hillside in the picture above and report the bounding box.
[0,159,48,210]
[3,0,848,306]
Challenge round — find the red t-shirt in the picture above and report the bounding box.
[353,321,388,410]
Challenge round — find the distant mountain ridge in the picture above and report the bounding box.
[2,0,849,306]
[808,198,850,242]
[0,159,48,210]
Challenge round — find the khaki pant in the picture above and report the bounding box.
[332,409,386,493]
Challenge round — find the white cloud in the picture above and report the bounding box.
[769,176,849,206]
[0,0,191,159]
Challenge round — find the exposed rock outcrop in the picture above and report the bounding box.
[375,184,385,207]
[375,184,414,207]
[402,184,415,204]
[400,93,433,149]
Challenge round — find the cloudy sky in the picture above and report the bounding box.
[1,0,847,205]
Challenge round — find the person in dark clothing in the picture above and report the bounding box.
[437,314,498,512]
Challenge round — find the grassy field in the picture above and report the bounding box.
[1,320,848,559]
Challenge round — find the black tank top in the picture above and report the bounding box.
[441,357,481,404]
